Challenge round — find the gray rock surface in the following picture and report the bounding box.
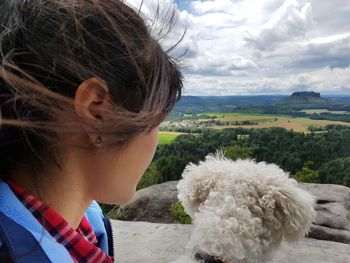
[116,181,179,223]
[299,183,350,244]
[112,220,350,263]
[115,181,350,244]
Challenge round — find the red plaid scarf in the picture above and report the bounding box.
[6,180,114,263]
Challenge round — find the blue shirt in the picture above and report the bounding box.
[0,181,114,262]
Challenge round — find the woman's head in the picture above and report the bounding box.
[0,0,183,203]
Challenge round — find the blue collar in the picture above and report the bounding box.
[0,180,109,262]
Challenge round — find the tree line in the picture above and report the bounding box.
[138,125,350,190]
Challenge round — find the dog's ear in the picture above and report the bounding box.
[177,161,218,217]
[177,151,230,218]
[268,185,316,241]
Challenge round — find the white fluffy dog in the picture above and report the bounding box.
[173,151,316,263]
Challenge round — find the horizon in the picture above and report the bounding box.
[178,93,350,97]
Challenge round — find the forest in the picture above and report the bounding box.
[137,125,350,190]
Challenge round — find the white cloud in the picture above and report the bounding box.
[127,0,350,95]
[185,67,350,96]
[186,53,257,76]
[191,0,236,14]
[244,0,314,51]
[125,0,192,54]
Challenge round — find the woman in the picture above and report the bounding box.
[0,0,183,262]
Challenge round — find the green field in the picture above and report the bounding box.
[175,112,350,133]
[198,112,289,118]
[212,113,350,132]
[158,132,184,145]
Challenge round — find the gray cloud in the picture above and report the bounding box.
[244,1,314,51]
[291,37,350,69]
[311,0,350,35]
[127,0,350,95]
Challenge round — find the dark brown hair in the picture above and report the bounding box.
[0,0,183,179]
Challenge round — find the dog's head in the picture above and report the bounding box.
[177,151,316,263]
[177,151,234,217]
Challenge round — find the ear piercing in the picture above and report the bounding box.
[95,135,104,147]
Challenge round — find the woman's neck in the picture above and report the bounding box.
[11,167,93,229]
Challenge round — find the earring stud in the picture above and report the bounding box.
[95,135,104,147]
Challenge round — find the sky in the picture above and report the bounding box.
[126,0,350,96]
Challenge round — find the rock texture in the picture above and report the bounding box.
[299,183,350,244]
[116,181,179,223]
[112,220,350,263]
[115,181,350,244]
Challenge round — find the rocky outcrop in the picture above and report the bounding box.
[115,181,350,244]
[299,183,350,244]
[291,91,321,98]
[116,181,179,223]
[275,91,337,107]
[112,220,350,263]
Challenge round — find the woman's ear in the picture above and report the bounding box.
[74,77,110,123]
[74,78,112,146]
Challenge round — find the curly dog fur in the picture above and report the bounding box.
[174,151,316,263]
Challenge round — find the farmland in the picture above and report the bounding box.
[161,112,350,133]
[300,109,350,115]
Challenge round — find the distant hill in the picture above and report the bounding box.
[274,91,339,109]
[171,93,350,114]
[173,95,285,113]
